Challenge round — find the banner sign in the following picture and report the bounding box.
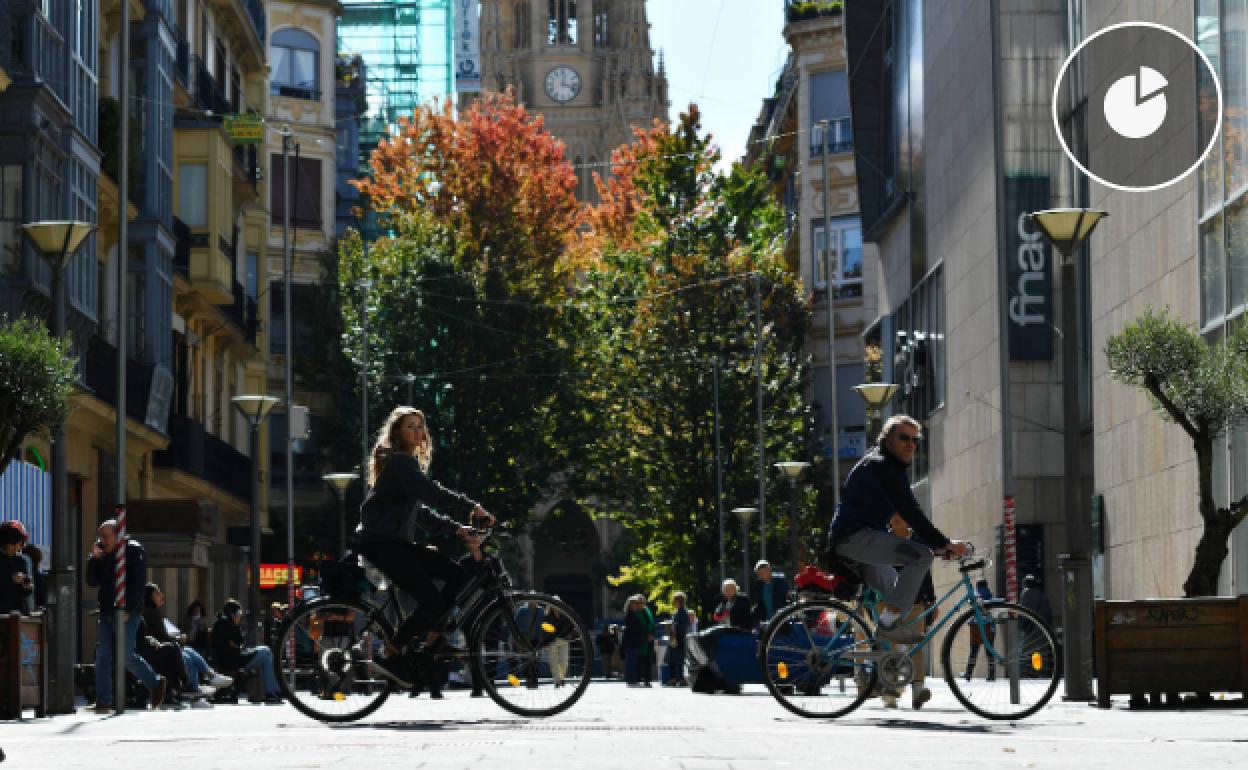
[259,564,303,589]
[224,114,264,144]
[455,0,482,93]
[1004,175,1053,360]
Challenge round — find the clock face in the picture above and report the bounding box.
[544,66,582,103]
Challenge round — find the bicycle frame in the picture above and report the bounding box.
[823,565,1002,664]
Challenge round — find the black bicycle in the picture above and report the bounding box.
[274,528,593,722]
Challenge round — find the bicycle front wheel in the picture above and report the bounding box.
[275,597,395,723]
[471,591,593,717]
[940,601,1061,720]
[758,598,878,719]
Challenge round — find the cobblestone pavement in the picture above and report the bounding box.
[2,681,1245,769]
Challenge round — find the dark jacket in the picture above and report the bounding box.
[0,552,33,615]
[211,613,246,671]
[670,607,691,645]
[85,539,148,614]
[714,593,753,630]
[143,606,177,645]
[621,608,653,653]
[830,448,950,548]
[751,576,790,624]
[355,453,477,543]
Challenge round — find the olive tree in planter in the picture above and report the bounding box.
[1105,308,1248,597]
[0,316,76,476]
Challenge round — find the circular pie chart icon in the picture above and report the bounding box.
[1103,66,1167,140]
[1053,22,1221,192]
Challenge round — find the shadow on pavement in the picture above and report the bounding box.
[327,718,530,732]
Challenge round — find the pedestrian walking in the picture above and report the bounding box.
[621,595,653,687]
[84,519,167,712]
[666,592,690,686]
[545,603,572,688]
[596,623,619,679]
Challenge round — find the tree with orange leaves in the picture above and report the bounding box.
[338,93,591,531]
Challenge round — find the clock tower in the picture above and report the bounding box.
[478,0,670,201]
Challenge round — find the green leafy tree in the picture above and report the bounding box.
[575,107,813,614]
[1105,308,1248,596]
[0,316,77,476]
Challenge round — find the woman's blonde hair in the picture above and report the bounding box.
[369,406,433,485]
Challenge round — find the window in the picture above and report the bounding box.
[178,164,207,227]
[246,251,258,302]
[514,2,531,48]
[0,165,21,274]
[812,217,863,298]
[547,0,577,45]
[893,264,946,419]
[269,155,323,229]
[809,70,852,155]
[270,28,320,99]
[593,10,608,47]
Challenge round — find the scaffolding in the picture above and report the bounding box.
[338,0,454,166]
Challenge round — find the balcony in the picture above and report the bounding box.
[193,56,230,115]
[153,414,252,503]
[2,0,67,102]
[784,0,844,23]
[218,279,258,345]
[84,337,156,425]
[810,117,853,156]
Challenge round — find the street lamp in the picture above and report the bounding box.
[731,507,758,588]
[22,220,95,714]
[403,372,416,405]
[852,382,900,443]
[323,472,360,557]
[232,394,279,645]
[774,462,809,578]
[1026,207,1107,703]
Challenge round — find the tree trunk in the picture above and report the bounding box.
[1185,438,1234,597]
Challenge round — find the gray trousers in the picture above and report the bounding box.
[835,528,934,612]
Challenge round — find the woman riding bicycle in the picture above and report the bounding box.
[356,405,494,686]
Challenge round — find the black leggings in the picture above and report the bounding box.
[357,540,467,646]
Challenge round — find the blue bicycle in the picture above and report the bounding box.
[758,544,1061,720]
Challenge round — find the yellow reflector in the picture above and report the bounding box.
[1031,652,1043,671]
[541,622,556,633]
[333,692,346,701]
[777,662,789,680]
[507,674,521,687]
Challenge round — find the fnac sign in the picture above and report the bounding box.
[259,564,303,589]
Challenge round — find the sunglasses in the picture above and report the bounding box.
[895,433,922,445]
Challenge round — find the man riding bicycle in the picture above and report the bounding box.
[829,415,968,643]
[355,406,495,687]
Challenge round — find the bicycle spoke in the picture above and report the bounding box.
[941,602,1061,720]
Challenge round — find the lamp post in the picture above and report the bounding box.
[277,125,300,650]
[22,220,95,714]
[732,507,758,588]
[323,472,360,558]
[232,394,279,645]
[818,119,840,524]
[1026,207,1107,702]
[403,372,416,405]
[358,278,372,481]
[774,462,809,578]
[852,383,900,445]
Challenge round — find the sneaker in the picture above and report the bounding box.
[881,691,899,709]
[368,655,414,687]
[190,698,214,709]
[149,677,168,710]
[875,622,923,644]
[209,673,234,688]
[911,686,932,710]
[161,699,186,711]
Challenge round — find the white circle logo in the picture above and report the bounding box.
[1103,66,1168,139]
[1052,21,1222,193]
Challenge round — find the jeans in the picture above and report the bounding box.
[95,612,160,706]
[667,642,685,682]
[836,528,935,612]
[242,645,281,696]
[182,646,211,691]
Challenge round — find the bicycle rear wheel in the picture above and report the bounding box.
[275,597,395,723]
[471,591,592,717]
[940,601,1061,720]
[758,598,878,719]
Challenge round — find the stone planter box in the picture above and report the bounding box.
[1094,596,1248,708]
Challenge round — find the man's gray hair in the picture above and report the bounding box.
[877,414,922,447]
